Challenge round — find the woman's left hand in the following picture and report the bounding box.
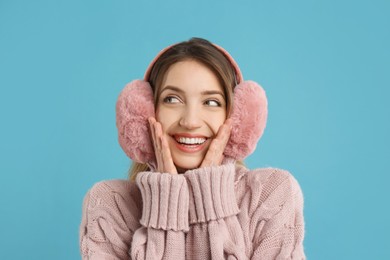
[200,118,232,168]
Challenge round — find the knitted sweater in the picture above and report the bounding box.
[79,164,305,259]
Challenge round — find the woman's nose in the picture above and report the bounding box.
[179,107,202,129]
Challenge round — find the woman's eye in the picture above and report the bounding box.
[205,100,221,107]
[163,96,180,104]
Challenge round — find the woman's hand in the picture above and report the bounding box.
[200,118,232,168]
[148,117,178,174]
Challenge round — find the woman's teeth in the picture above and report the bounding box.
[175,137,206,145]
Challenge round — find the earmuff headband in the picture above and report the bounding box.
[143,43,244,84]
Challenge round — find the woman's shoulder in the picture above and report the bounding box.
[237,165,301,188]
[235,166,304,207]
[83,179,142,212]
[87,179,132,192]
[86,179,130,197]
[254,166,299,184]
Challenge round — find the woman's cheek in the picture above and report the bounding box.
[209,112,226,134]
[156,107,179,132]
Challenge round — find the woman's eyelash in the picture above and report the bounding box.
[163,96,181,103]
[204,99,222,107]
[162,96,222,107]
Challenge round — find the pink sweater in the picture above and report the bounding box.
[79,164,305,259]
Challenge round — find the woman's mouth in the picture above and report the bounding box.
[172,134,209,153]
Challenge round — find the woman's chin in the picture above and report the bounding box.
[173,159,203,173]
[169,147,207,173]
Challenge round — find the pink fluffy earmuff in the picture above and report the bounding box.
[116,43,268,165]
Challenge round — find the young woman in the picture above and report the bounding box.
[79,38,306,259]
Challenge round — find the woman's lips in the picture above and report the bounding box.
[171,134,210,153]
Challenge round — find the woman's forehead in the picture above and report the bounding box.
[161,60,223,91]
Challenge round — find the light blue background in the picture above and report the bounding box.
[1,0,389,259]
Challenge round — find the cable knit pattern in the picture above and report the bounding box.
[80,166,305,259]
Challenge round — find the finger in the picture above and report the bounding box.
[149,117,158,150]
[149,117,164,172]
[211,123,230,156]
[200,138,219,167]
[155,121,177,174]
[219,118,232,138]
[155,121,163,151]
[219,120,232,148]
[160,135,178,174]
[149,118,161,157]
[215,123,232,164]
[154,122,165,172]
[200,120,232,168]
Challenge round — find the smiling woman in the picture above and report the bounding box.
[79,38,306,259]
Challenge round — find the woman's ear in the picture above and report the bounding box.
[224,80,268,160]
[116,80,156,164]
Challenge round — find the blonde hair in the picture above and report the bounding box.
[129,162,149,181]
[128,38,243,181]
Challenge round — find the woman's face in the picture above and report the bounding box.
[156,60,227,172]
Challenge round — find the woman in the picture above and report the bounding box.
[79,38,306,259]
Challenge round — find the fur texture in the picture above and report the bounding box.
[116,80,156,163]
[116,79,268,163]
[224,80,268,160]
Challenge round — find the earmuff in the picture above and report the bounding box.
[116,43,268,166]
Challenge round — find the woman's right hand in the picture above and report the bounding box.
[148,117,178,174]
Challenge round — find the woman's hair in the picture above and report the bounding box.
[129,38,241,181]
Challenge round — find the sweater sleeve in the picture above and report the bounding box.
[249,169,306,260]
[184,163,247,259]
[79,174,189,260]
[131,171,189,259]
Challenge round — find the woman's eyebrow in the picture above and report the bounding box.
[160,86,225,98]
[160,85,184,94]
[200,90,225,97]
